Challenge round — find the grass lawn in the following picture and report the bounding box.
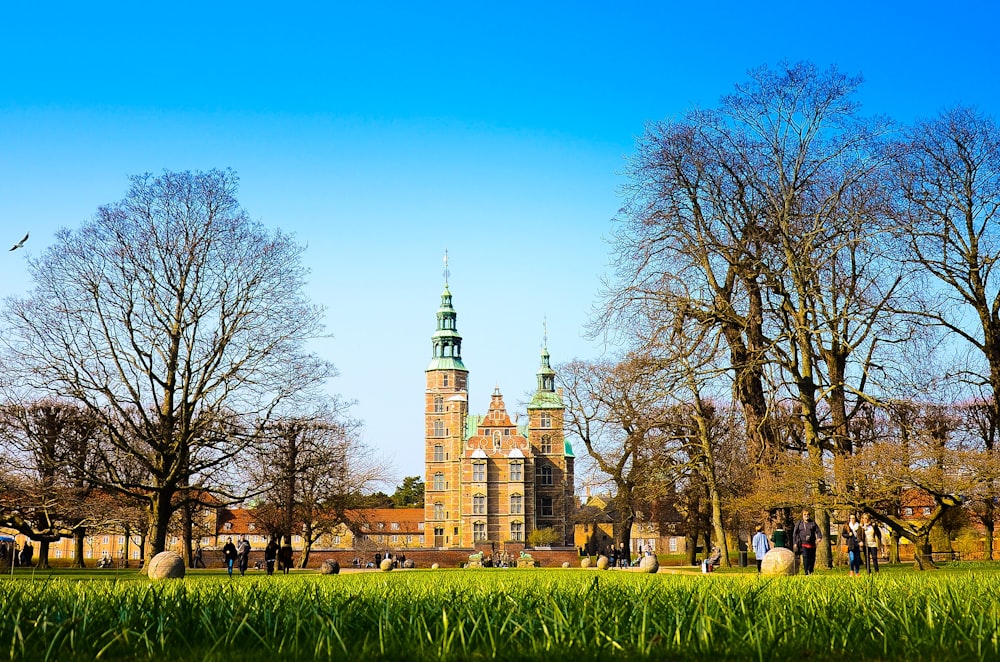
[2,563,999,661]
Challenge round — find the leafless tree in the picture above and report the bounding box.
[0,169,333,558]
[250,402,387,567]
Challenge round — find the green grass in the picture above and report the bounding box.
[2,566,999,661]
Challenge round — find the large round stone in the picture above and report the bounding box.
[380,558,393,572]
[581,557,592,568]
[320,559,340,575]
[562,561,570,568]
[596,555,610,570]
[638,555,659,573]
[147,551,185,580]
[402,559,415,569]
[761,547,796,576]
[431,563,439,570]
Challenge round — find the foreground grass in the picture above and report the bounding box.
[2,568,999,661]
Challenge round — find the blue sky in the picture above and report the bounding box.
[2,1,999,484]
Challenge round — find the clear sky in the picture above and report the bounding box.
[2,1,998,485]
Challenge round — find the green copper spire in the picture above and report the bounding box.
[427,251,467,371]
[529,320,561,409]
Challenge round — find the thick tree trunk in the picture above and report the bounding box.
[73,528,86,568]
[37,539,50,569]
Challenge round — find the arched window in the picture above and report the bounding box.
[540,412,551,428]
[433,472,445,490]
[433,419,444,436]
[433,502,444,520]
[473,521,487,541]
[473,462,485,482]
[493,430,502,450]
[510,521,523,541]
[473,494,486,515]
[510,461,522,482]
[540,434,552,453]
[510,493,522,515]
[433,395,443,413]
[433,445,445,462]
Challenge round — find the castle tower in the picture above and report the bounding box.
[526,332,575,545]
[424,256,469,548]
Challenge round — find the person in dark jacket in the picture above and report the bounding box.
[793,509,823,575]
[236,535,251,576]
[278,536,294,574]
[222,537,238,577]
[841,513,863,576]
[264,538,279,575]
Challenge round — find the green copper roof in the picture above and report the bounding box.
[528,390,564,410]
[426,357,467,371]
[564,439,575,458]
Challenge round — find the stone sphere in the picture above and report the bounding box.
[320,559,340,575]
[147,551,185,580]
[638,555,659,574]
[761,547,796,576]
[562,561,570,568]
[431,563,439,570]
[403,559,415,569]
[581,557,592,568]
[596,555,610,570]
[380,558,393,572]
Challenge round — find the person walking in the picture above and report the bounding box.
[193,543,206,569]
[279,536,294,574]
[841,514,863,577]
[264,538,279,575]
[222,536,238,577]
[751,525,771,574]
[236,535,251,576]
[793,509,823,575]
[860,513,882,574]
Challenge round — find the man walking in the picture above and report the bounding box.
[793,509,823,575]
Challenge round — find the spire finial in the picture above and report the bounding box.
[443,249,450,287]
[543,316,548,350]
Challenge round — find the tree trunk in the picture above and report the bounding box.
[146,488,175,561]
[73,528,86,568]
[37,539,50,569]
[982,504,995,561]
[817,508,832,569]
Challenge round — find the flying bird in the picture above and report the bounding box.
[9,233,28,251]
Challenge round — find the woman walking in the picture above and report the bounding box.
[751,525,771,574]
[860,513,882,574]
[841,514,863,576]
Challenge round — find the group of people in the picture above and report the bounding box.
[0,540,33,568]
[750,509,884,575]
[220,535,295,576]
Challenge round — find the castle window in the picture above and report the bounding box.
[433,396,443,413]
[457,375,466,389]
[433,419,444,436]
[391,522,400,530]
[538,465,553,485]
[510,521,523,541]
[510,493,522,515]
[443,374,450,387]
[493,431,502,450]
[433,472,445,490]
[539,496,553,517]
[510,461,522,482]
[541,434,552,454]
[474,521,487,541]
[433,445,445,462]
[540,412,551,428]
[473,462,485,482]
[473,494,486,515]
[434,502,444,520]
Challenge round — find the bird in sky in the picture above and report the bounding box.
[9,233,28,251]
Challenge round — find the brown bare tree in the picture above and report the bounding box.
[0,169,333,559]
